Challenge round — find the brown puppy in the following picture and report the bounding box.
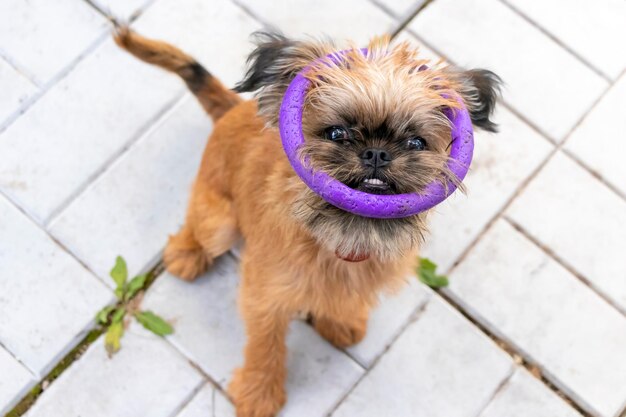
[115,28,500,417]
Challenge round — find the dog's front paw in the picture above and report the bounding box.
[163,232,209,281]
[313,316,366,348]
[228,368,286,417]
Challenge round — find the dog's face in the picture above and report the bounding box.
[236,32,500,261]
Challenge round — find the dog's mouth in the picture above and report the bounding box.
[349,176,396,195]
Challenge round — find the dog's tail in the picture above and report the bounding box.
[114,26,241,122]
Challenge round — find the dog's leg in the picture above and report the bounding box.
[164,183,237,281]
[229,261,289,417]
[312,303,369,348]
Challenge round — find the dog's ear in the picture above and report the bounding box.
[234,31,300,93]
[451,68,502,132]
[234,31,334,126]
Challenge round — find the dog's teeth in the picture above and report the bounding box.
[364,179,385,185]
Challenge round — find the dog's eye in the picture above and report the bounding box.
[407,136,427,151]
[324,126,350,142]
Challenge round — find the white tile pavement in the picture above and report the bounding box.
[0,59,38,128]
[235,0,396,45]
[0,347,35,416]
[49,95,210,282]
[0,195,112,377]
[480,369,583,417]
[505,0,626,80]
[422,106,552,273]
[0,38,183,224]
[449,219,626,417]
[508,152,626,313]
[566,73,626,199]
[1,0,625,415]
[409,0,608,142]
[24,322,204,417]
[333,296,514,417]
[0,0,107,86]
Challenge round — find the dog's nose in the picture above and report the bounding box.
[360,148,392,168]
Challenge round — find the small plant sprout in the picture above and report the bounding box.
[417,258,449,288]
[96,256,173,357]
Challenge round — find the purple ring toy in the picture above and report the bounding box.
[278,49,474,219]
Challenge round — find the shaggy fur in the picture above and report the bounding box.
[115,27,500,417]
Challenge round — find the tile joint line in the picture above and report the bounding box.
[498,0,613,83]
[472,368,515,417]
[504,216,626,318]
[325,298,432,416]
[44,91,188,228]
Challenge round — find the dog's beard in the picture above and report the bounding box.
[292,189,426,262]
[291,134,457,261]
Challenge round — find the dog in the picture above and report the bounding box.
[115,27,500,417]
